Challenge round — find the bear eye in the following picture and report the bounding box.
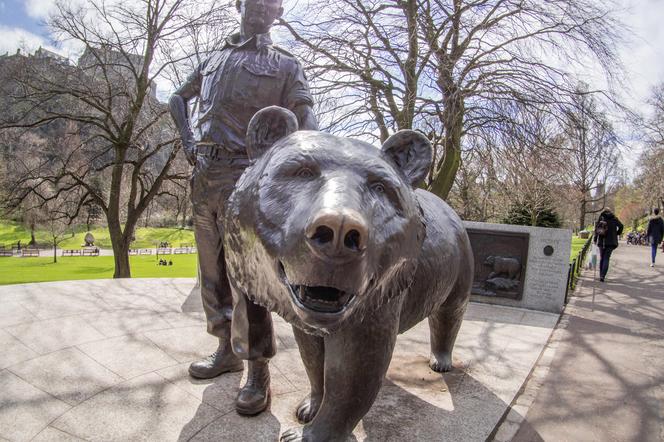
[296,167,315,179]
[371,182,386,193]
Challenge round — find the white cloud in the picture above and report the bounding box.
[0,24,85,62]
[0,25,54,55]
[620,0,664,104]
[24,0,57,19]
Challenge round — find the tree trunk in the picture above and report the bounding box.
[579,199,587,231]
[181,194,189,229]
[110,233,131,278]
[53,238,57,263]
[30,222,36,246]
[113,246,131,278]
[429,83,464,200]
[108,218,131,278]
[430,141,461,200]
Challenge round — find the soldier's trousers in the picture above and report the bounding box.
[191,152,276,360]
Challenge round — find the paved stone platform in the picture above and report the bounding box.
[0,279,558,441]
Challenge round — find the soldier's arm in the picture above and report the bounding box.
[292,104,318,131]
[284,58,318,131]
[169,65,201,165]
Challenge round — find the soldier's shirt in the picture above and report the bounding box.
[179,32,313,154]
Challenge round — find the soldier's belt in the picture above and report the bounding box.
[197,143,247,159]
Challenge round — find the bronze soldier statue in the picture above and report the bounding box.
[169,0,317,416]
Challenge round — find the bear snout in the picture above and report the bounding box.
[305,208,368,261]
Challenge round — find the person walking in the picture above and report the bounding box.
[646,208,664,267]
[169,0,317,416]
[593,208,624,282]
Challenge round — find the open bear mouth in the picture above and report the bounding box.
[289,284,355,314]
[279,261,355,314]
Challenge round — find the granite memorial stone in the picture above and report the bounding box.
[465,221,572,313]
[84,232,95,247]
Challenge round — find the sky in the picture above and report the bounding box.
[1,0,664,166]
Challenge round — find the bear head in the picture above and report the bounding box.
[224,106,432,335]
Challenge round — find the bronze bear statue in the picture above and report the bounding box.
[224,107,474,441]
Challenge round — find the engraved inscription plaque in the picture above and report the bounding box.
[467,228,529,300]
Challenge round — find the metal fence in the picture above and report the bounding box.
[565,236,593,303]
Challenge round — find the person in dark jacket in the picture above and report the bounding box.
[593,208,624,282]
[646,208,664,267]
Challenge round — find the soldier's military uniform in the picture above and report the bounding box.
[175,31,313,359]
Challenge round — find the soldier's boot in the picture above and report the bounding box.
[188,338,244,379]
[235,359,271,416]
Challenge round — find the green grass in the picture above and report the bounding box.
[0,221,195,249]
[570,236,592,264]
[0,254,197,286]
[0,219,590,284]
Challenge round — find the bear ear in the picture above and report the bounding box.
[246,106,299,160]
[381,130,432,186]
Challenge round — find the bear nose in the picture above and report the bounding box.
[305,209,368,257]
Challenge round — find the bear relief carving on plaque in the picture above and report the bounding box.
[484,255,522,291]
[466,229,529,300]
[223,106,474,441]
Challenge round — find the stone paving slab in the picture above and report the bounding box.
[0,278,558,441]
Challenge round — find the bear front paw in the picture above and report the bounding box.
[296,394,322,424]
[280,427,307,442]
[429,352,453,372]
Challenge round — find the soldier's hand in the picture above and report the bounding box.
[184,141,197,166]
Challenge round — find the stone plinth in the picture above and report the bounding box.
[465,221,572,314]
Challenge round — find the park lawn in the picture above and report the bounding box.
[570,236,590,263]
[0,220,195,249]
[57,226,196,249]
[0,220,52,246]
[0,254,197,286]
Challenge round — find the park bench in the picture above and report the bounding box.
[21,248,40,257]
[81,248,100,257]
[129,248,152,255]
[174,244,197,254]
[62,249,82,257]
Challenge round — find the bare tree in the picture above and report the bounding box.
[38,200,76,264]
[637,83,664,209]
[560,88,621,230]
[0,0,232,277]
[448,140,499,221]
[281,0,624,199]
[614,183,646,231]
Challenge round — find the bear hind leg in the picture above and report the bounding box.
[292,326,324,424]
[428,292,469,373]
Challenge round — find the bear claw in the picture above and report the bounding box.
[295,394,322,424]
[429,352,453,372]
[280,427,306,442]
